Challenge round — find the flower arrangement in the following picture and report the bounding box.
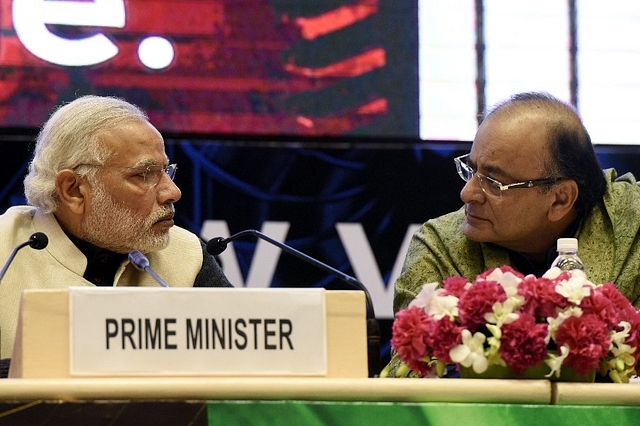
[388,265,640,383]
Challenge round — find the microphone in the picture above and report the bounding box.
[207,229,381,377]
[128,250,169,288]
[0,232,49,282]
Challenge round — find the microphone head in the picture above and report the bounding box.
[28,232,48,250]
[128,250,150,270]
[206,237,228,256]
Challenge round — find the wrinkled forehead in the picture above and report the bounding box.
[477,109,554,149]
[473,111,554,174]
[97,120,167,163]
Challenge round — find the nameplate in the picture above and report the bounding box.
[69,287,327,376]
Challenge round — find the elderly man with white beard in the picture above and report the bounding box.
[0,95,233,371]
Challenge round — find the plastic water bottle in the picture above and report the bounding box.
[550,238,585,273]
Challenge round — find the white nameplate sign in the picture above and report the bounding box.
[69,287,327,376]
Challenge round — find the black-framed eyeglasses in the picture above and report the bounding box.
[74,163,177,189]
[454,154,562,198]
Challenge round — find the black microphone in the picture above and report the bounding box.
[0,232,49,283]
[128,250,169,288]
[207,229,381,377]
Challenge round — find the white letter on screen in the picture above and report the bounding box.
[336,223,420,319]
[13,0,125,66]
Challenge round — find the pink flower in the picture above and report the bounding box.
[499,313,548,373]
[457,280,507,332]
[427,317,463,364]
[580,287,619,328]
[391,306,432,374]
[388,264,640,382]
[442,276,469,298]
[600,283,636,318]
[555,314,610,376]
[619,310,640,369]
[518,275,568,318]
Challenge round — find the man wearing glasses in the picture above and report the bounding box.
[385,91,640,376]
[0,95,233,362]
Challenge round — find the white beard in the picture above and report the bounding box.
[79,180,172,254]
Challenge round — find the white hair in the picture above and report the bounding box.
[24,95,149,213]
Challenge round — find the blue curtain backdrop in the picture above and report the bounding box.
[2,138,639,368]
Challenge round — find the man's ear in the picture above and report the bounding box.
[55,170,89,214]
[548,179,579,222]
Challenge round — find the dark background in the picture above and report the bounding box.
[2,135,639,369]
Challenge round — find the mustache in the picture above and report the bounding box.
[147,205,175,225]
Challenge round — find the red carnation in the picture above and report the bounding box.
[620,310,640,370]
[442,276,469,298]
[499,313,548,374]
[555,314,610,376]
[600,283,636,319]
[518,275,568,319]
[580,288,619,328]
[457,280,507,332]
[427,317,463,364]
[391,306,432,372]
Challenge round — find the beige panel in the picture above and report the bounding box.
[0,377,551,404]
[10,289,367,379]
[10,289,70,379]
[554,382,640,406]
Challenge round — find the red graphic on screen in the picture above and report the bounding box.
[0,0,398,137]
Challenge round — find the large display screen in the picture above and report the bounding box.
[0,0,417,137]
[419,1,640,144]
[1,1,639,143]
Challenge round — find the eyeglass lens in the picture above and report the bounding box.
[455,156,502,197]
[144,164,177,187]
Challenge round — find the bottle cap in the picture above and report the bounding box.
[557,238,578,252]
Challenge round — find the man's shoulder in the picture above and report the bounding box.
[605,168,640,192]
[164,225,205,259]
[0,206,38,234]
[412,208,476,253]
[168,225,202,245]
[602,169,640,209]
[0,206,43,256]
[0,205,37,222]
[582,169,640,252]
[422,208,466,234]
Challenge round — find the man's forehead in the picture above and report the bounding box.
[480,110,552,144]
[473,119,551,173]
[98,123,166,156]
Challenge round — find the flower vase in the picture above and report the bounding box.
[459,362,595,382]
